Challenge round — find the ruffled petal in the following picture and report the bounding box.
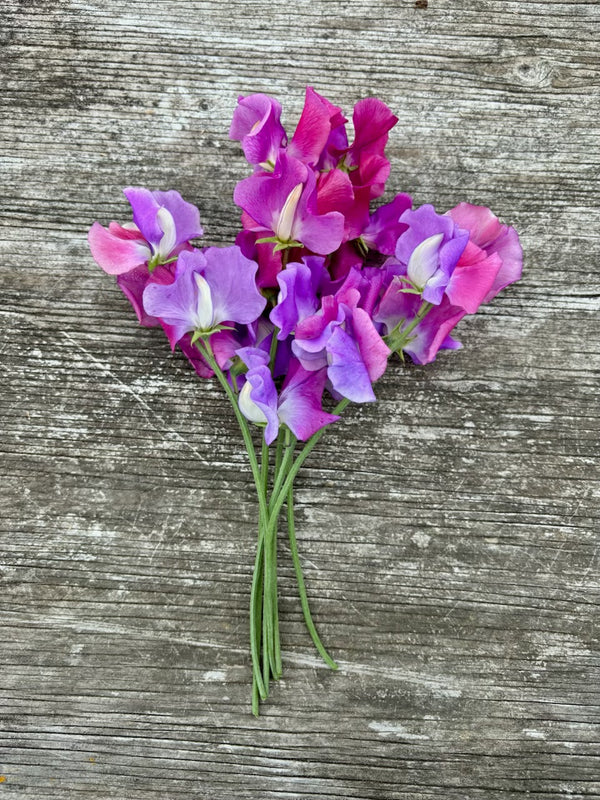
[88,222,151,275]
[201,246,266,326]
[229,93,286,166]
[351,307,391,383]
[445,252,502,313]
[152,189,204,246]
[241,365,280,444]
[278,362,340,440]
[326,326,376,403]
[362,193,412,255]
[123,187,163,245]
[288,86,345,167]
[270,258,325,339]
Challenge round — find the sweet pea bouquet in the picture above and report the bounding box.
[89,87,522,714]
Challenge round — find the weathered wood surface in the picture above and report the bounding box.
[1,0,599,797]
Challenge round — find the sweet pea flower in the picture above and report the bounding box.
[339,98,398,201]
[88,187,203,275]
[287,86,347,168]
[269,256,327,339]
[394,204,469,306]
[447,203,523,304]
[229,94,287,170]
[361,193,412,255]
[142,246,266,347]
[234,152,344,254]
[374,279,465,365]
[293,272,390,403]
[237,348,340,444]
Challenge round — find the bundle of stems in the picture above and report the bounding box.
[196,336,346,715]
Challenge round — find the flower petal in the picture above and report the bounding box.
[201,246,266,326]
[270,257,325,339]
[241,365,280,444]
[123,187,163,245]
[278,362,340,440]
[326,326,376,403]
[229,93,286,166]
[289,86,345,167]
[445,252,502,313]
[88,221,151,275]
[351,307,391,383]
[152,189,204,246]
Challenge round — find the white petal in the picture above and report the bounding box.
[276,183,303,242]
[193,273,215,331]
[407,233,444,289]
[239,381,268,424]
[156,206,177,260]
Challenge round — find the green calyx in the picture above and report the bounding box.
[384,300,433,354]
[256,235,303,253]
[148,254,178,273]
[190,324,234,344]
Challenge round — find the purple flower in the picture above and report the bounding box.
[362,193,412,255]
[229,94,287,169]
[234,152,344,254]
[293,272,391,403]
[394,204,469,306]
[142,246,266,347]
[88,188,203,275]
[269,256,327,339]
[237,349,339,443]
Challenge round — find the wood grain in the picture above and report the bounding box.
[1,1,599,798]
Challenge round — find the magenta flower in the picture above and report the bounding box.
[447,203,523,304]
[287,86,347,168]
[394,204,469,306]
[234,152,344,254]
[237,349,339,444]
[342,98,398,200]
[229,94,287,169]
[88,187,203,275]
[142,246,266,347]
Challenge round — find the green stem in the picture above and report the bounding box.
[196,338,269,702]
[268,398,350,527]
[287,480,338,669]
[270,428,296,510]
[254,399,349,674]
[273,428,284,484]
[386,300,432,352]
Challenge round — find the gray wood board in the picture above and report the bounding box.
[1,1,599,798]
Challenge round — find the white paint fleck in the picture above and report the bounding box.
[369,721,430,740]
[411,531,431,549]
[523,729,546,739]
[432,687,462,699]
[202,670,227,682]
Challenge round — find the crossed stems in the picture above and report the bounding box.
[195,298,432,715]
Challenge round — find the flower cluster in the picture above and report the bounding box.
[89,87,522,714]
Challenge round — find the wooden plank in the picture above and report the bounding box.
[1,0,599,798]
